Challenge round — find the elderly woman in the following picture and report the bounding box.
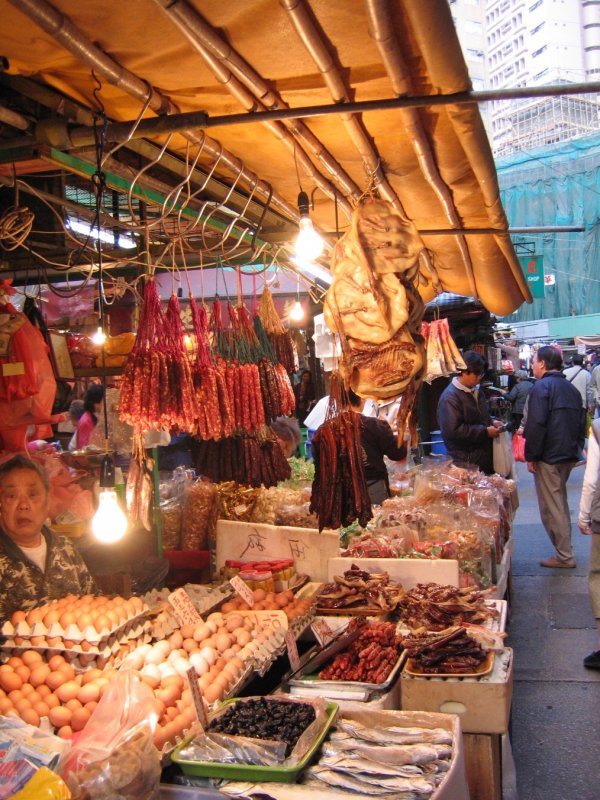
[0,454,96,623]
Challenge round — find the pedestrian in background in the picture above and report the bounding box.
[507,369,534,432]
[589,353,600,417]
[577,417,600,670]
[564,354,591,411]
[524,346,586,569]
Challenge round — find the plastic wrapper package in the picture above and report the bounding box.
[274,502,319,529]
[159,498,182,550]
[62,671,161,800]
[181,477,218,550]
[177,696,328,768]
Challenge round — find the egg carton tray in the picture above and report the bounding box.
[1,627,152,664]
[2,606,151,644]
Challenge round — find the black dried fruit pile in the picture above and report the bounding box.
[208,698,316,756]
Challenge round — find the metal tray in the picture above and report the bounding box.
[288,649,406,693]
[171,700,338,782]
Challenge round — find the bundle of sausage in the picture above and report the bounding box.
[421,318,466,383]
[193,430,291,488]
[258,286,299,374]
[324,198,426,444]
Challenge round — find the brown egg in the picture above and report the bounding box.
[155,685,179,708]
[37,684,51,698]
[48,655,66,671]
[20,708,40,727]
[45,693,60,710]
[94,615,111,634]
[29,636,46,646]
[71,707,91,732]
[56,680,80,703]
[21,650,43,667]
[77,613,94,630]
[29,664,51,687]
[78,683,100,705]
[8,689,23,703]
[11,610,27,625]
[84,700,98,714]
[33,701,50,719]
[57,725,73,740]
[203,683,222,704]
[7,656,23,669]
[46,671,66,691]
[14,697,32,713]
[43,609,62,627]
[26,690,42,705]
[65,698,82,712]
[59,611,77,629]
[0,698,13,714]
[0,665,13,673]
[20,683,34,697]
[25,608,45,626]
[49,705,72,728]
[0,672,22,693]
[57,662,75,682]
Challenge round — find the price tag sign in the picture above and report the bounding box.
[230,575,254,607]
[186,667,208,729]
[285,630,300,672]
[168,588,203,627]
[2,362,24,377]
[311,618,334,647]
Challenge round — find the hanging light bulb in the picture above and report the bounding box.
[92,325,106,346]
[91,455,128,543]
[294,191,324,263]
[289,299,305,322]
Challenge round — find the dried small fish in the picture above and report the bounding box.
[335,719,451,745]
[320,753,425,778]
[305,766,428,798]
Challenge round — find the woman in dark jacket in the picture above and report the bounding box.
[507,369,534,431]
[437,351,503,474]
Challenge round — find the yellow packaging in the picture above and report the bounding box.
[11,766,71,799]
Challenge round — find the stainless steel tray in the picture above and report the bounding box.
[288,647,406,693]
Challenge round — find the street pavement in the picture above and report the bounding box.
[508,461,600,800]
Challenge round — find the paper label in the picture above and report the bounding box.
[168,588,203,626]
[230,575,255,607]
[236,609,288,630]
[2,362,25,377]
[285,630,300,672]
[311,618,334,647]
[186,666,208,729]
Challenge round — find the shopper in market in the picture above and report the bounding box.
[347,389,406,505]
[506,369,534,432]
[437,351,503,474]
[75,383,105,449]
[293,369,316,426]
[270,416,302,458]
[577,418,600,669]
[0,454,96,623]
[563,354,591,411]
[524,345,586,569]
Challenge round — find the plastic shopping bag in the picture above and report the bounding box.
[493,430,516,478]
[511,431,526,463]
[61,671,161,800]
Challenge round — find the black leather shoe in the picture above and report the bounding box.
[583,650,600,670]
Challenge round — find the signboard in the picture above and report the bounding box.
[168,588,202,626]
[519,255,544,299]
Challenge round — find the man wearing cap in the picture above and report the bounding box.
[507,369,534,432]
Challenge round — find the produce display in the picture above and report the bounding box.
[208,697,316,757]
[319,621,404,684]
[310,388,372,530]
[221,588,314,623]
[303,716,452,797]
[395,583,498,631]
[323,198,426,445]
[316,565,404,613]
[403,626,490,674]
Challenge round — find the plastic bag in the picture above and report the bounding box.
[62,671,161,800]
[493,431,515,478]
[181,477,218,549]
[10,767,71,799]
[160,497,182,549]
[511,431,526,462]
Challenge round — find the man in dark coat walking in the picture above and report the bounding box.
[524,345,586,568]
[437,351,503,474]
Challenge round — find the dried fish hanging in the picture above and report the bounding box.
[422,318,467,383]
[119,281,196,432]
[258,286,299,374]
[309,374,372,531]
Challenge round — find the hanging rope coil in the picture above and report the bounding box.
[0,206,34,251]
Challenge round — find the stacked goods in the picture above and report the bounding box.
[319,621,404,684]
[119,283,196,432]
[258,286,299,374]
[324,198,426,444]
[180,478,218,550]
[221,559,296,591]
[310,379,371,530]
[395,583,498,631]
[403,626,489,674]
[422,318,466,383]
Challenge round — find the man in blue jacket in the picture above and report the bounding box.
[524,345,586,568]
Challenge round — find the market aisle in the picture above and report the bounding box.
[508,461,600,800]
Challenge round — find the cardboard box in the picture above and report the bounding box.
[327,556,460,588]
[401,648,513,735]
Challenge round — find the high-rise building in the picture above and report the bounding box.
[449,0,600,156]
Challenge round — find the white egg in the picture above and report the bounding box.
[168,649,183,664]
[205,620,218,634]
[199,646,217,666]
[207,612,223,624]
[123,651,145,670]
[142,663,161,682]
[173,658,191,678]
[154,640,171,655]
[189,654,209,676]
[136,643,152,658]
[158,662,177,678]
[145,648,165,665]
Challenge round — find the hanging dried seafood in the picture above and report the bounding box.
[309,376,372,531]
[258,286,299,373]
[324,198,426,444]
[119,281,196,432]
[422,318,467,383]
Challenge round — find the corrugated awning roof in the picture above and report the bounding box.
[0,0,531,314]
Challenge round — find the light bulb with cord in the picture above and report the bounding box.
[92,325,106,345]
[294,191,324,263]
[289,299,305,322]
[92,454,128,544]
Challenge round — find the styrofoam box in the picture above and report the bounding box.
[216,520,339,582]
[224,708,469,800]
[327,556,460,589]
[401,647,513,735]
